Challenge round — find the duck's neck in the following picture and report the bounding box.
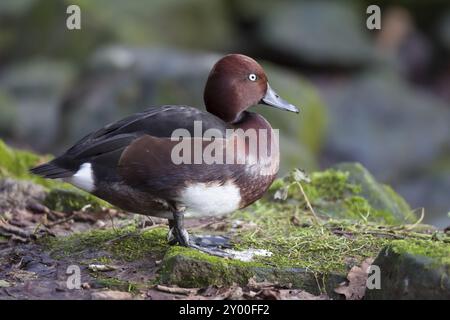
[230,111,279,173]
[231,111,272,131]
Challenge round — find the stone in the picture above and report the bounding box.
[365,240,450,300]
[258,1,374,66]
[0,178,46,212]
[333,163,414,224]
[0,60,75,152]
[318,69,450,227]
[437,9,450,51]
[321,69,450,183]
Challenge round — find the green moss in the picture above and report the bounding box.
[304,170,360,201]
[334,163,416,223]
[0,139,54,187]
[268,163,415,225]
[42,226,168,261]
[390,239,450,266]
[95,277,139,294]
[160,246,264,287]
[232,202,391,275]
[44,188,106,212]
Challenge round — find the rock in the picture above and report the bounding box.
[321,69,450,183]
[43,188,105,213]
[0,0,37,17]
[437,9,450,51]
[91,290,133,300]
[258,1,374,66]
[318,70,450,226]
[271,162,415,224]
[0,178,46,212]
[365,239,450,299]
[395,168,450,227]
[159,247,346,299]
[60,47,327,171]
[333,163,414,224]
[85,0,234,50]
[0,139,52,187]
[0,60,75,152]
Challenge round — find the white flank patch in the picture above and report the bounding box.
[66,162,95,192]
[224,249,273,262]
[180,181,241,217]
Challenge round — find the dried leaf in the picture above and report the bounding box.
[334,258,374,300]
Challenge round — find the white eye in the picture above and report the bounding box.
[248,73,257,81]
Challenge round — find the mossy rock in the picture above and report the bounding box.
[0,139,107,212]
[269,162,416,225]
[365,240,450,300]
[160,246,345,297]
[333,163,415,224]
[43,188,104,212]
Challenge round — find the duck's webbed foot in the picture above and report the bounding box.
[167,212,233,258]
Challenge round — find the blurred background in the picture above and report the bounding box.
[0,0,449,227]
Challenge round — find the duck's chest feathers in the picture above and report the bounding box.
[178,181,241,218]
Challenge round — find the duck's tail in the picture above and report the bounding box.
[29,161,74,179]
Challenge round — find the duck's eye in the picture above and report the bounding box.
[248,73,257,81]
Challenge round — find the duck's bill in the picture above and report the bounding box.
[260,84,299,113]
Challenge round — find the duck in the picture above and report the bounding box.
[30,54,299,256]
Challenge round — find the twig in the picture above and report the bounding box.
[295,181,320,224]
[47,213,76,228]
[404,208,425,231]
[155,285,198,295]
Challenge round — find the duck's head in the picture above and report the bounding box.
[204,54,299,123]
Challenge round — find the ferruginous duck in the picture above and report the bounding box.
[30,54,299,256]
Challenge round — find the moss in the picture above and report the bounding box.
[304,170,360,202]
[334,163,416,223]
[0,139,54,188]
[94,277,139,294]
[160,246,264,287]
[43,188,106,212]
[232,202,391,275]
[42,226,168,261]
[390,239,450,266]
[268,163,415,225]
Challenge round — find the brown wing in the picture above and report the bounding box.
[117,135,240,199]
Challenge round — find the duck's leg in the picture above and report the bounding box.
[167,210,233,258]
[167,211,189,246]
